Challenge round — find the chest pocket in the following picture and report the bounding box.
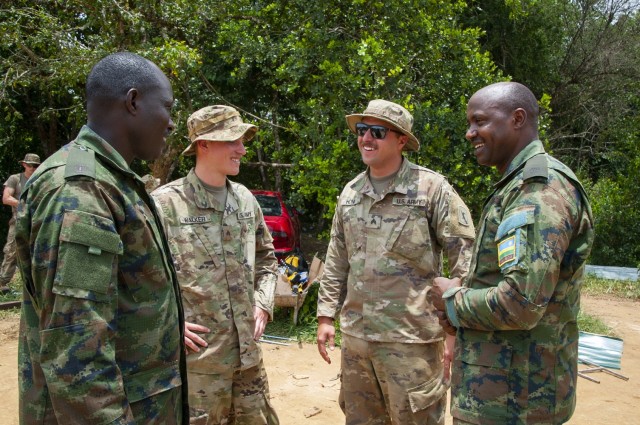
[176,219,222,271]
[54,210,123,303]
[341,204,365,259]
[385,206,433,263]
[495,207,536,272]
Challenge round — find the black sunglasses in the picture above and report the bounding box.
[355,123,402,139]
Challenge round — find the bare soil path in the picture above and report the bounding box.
[0,295,637,424]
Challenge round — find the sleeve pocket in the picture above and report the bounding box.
[54,210,123,302]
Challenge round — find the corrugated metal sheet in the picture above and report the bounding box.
[578,331,624,370]
[585,265,638,282]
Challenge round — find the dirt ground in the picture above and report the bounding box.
[0,294,638,425]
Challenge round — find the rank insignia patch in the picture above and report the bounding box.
[497,235,516,267]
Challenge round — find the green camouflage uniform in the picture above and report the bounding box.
[0,172,26,286]
[15,125,189,424]
[152,169,279,424]
[443,140,594,424]
[318,158,475,424]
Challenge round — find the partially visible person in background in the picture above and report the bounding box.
[152,105,280,424]
[15,52,189,424]
[0,153,40,294]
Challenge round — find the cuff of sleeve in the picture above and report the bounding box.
[442,287,463,328]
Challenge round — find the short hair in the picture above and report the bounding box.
[494,82,539,126]
[86,52,161,103]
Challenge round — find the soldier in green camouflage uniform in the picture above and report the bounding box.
[152,105,279,425]
[317,100,476,425]
[430,82,594,424]
[0,153,40,293]
[15,52,189,424]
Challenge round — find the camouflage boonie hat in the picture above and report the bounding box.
[345,99,420,152]
[19,153,41,165]
[182,105,258,156]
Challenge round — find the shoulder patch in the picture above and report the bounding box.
[523,154,548,181]
[64,147,96,180]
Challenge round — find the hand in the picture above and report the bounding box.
[430,276,461,311]
[317,316,336,364]
[443,333,455,382]
[185,321,210,353]
[436,310,457,336]
[253,306,269,340]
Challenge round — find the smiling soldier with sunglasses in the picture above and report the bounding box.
[317,99,476,425]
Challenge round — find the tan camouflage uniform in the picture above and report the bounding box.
[152,169,279,425]
[0,172,27,287]
[15,126,189,424]
[443,140,594,424]
[318,157,475,425]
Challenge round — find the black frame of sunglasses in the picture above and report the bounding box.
[354,123,403,139]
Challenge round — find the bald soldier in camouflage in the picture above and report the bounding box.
[317,99,476,425]
[152,105,279,424]
[15,52,189,424]
[430,82,594,424]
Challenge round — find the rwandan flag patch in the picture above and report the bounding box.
[497,235,517,267]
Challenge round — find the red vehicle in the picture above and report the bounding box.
[251,190,301,259]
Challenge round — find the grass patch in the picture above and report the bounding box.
[0,273,21,303]
[578,310,618,338]
[582,274,640,300]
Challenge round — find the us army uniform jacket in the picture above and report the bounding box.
[317,158,475,343]
[152,170,278,373]
[443,140,594,424]
[15,126,189,424]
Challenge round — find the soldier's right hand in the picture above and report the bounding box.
[317,316,336,364]
[184,321,210,353]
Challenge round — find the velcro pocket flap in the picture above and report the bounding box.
[59,210,123,255]
[495,207,535,241]
[54,210,122,300]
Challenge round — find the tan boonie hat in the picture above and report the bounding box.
[345,99,420,152]
[182,105,258,156]
[19,153,41,165]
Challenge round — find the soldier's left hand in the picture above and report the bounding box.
[431,276,460,311]
[253,306,269,340]
[185,321,210,353]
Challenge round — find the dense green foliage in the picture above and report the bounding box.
[0,0,638,265]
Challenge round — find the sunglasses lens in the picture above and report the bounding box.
[370,126,386,139]
[355,124,388,139]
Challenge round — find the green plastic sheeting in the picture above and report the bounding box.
[578,331,624,370]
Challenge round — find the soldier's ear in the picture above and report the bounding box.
[512,108,527,129]
[125,88,139,116]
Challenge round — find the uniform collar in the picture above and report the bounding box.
[185,169,239,215]
[352,157,413,198]
[495,140,546,187]
[75,125,143,182]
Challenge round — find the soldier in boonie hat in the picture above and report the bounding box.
[345,99,420,152]
[182,105,258,156]
[18,153,41,166]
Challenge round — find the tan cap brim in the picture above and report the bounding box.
[182,124,258,156]
[345,114,420,152]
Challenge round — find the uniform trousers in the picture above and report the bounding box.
[0,219,16,287]
[339,333,448,425]
[188,358,279,425]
